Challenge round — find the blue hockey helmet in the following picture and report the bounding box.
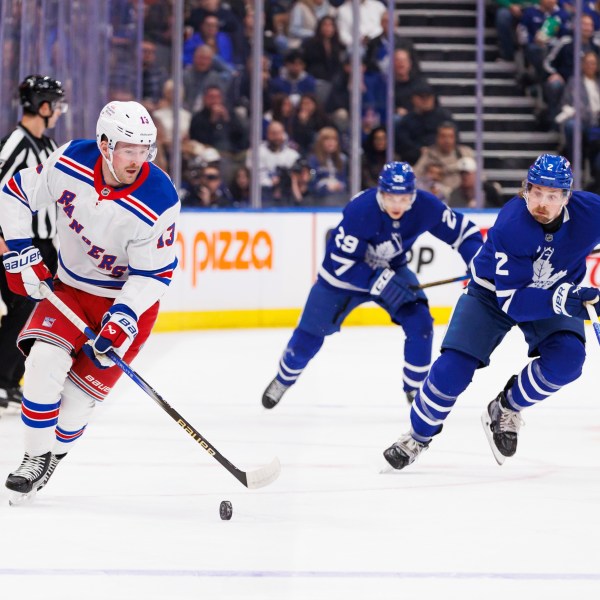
[526,154,573,191]
[377,161,416,194]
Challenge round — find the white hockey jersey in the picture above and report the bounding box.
[0,139,180,319]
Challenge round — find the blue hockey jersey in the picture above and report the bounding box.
[318,188,482,292]
[471,192,600,322]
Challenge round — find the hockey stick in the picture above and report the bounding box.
[410,274,470,290]
[586,303,600,344]
[39,285,281,490]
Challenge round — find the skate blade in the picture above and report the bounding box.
[8,489,37,506]
[481,412,506,466]
[379,458,396,474]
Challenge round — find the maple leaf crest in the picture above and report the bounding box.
[529,247,567,289]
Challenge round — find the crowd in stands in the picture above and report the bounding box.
[138,0,600,209]
[497,1,600,190]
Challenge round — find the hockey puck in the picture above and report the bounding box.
[219,500,233,520]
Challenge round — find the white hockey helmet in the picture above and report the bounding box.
[96,101,157,162]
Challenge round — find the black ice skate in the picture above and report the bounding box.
[405,390,417,405]
[38,453,66,492]
[6,452,52,505]
[383,433,429,470]
[0,386,22,414]
[262,378,290,409]
[481,378,523,465]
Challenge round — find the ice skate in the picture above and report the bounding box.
[383,433,429,470]
[262,378,290,409]
[481,382,523,465]
[405,390,417,405]
[38,453,66,492]
[0,386,22,415]
[6,452,52,506]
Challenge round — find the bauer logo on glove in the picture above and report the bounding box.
[2,244,54,301]
[82,304,139,369]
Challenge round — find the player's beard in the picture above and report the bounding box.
[118,165,142,185]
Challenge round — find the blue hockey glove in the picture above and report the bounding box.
[370,268,417,311]
[82,304,138,369]
[552,283,600,319]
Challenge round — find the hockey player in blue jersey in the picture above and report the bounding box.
[261,161,483,409]
[384,154,600,470]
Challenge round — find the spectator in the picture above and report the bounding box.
[395,82,455,165]
[246,120,300,206]
[290,158,315,204]
[188,0,242,41]
[183,14,235,69]
[494,1,531,62]
[141,39,168,110]
[189,85,249,156]
[288,0,336,48]
[234,54,274,119]
[336,0,386,49]
[361,126,393,188]
[229,165,251,207]
[516,0,571,84]
[265,93,296,139]
[558,51,600,189]
[269,49,317,107]
[413,121,475,192]
[144,0,173,71]
[308,126,349,206]
[326,57,386,135]
[290,93,331,153]
[237,9,279,68]
[392,48,428,120]
[152,79,192,149]
[543,13,600,124]
[416,160,450,202]
[448,157,503,208]
[183,45,231,112]
[301,15,346,83]
[365,10,420,76]
[182,164,234,208]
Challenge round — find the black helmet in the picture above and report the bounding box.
[19,75,66,114]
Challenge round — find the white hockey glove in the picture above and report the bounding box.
[82,304,139,369]
[552,283,600,319]
[2,243,54,301]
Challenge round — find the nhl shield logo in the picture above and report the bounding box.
[101,188,110,197]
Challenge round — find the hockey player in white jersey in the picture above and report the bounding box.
[0,101,180,503]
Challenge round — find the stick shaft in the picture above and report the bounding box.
[39,286,265,488]
[411,274,470,290]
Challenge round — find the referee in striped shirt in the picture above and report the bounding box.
[0,75,67,412]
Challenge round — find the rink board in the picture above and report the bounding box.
[155,209,600,331]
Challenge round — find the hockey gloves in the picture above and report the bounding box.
[83,304,139,369]
[2,244,53,301]
[370,268,417,311]
[552,283,600,319]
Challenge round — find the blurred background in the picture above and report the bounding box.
[0,0,594,209]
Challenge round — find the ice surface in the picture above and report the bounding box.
[1,324,599,599]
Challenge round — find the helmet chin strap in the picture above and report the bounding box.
[104,147,124,185]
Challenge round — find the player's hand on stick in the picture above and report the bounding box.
[370,268,417,310]
[82,304,138,369]
[2,243,53,301]
[552,283,600,319]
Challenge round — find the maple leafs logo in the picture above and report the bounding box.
[529,246,567,289]
[365,233,403,269]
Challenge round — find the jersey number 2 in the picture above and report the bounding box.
[495,252,509,275]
